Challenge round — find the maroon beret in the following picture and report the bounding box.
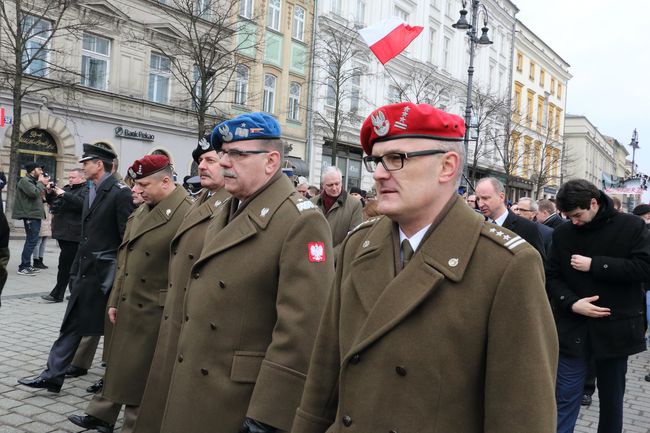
[360,102,465,155]
[127,155,171,180]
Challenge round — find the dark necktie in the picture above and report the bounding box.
[401,239,414,268]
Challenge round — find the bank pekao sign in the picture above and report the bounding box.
[114,126,155,141]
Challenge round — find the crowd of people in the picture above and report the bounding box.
[1,102,648,433]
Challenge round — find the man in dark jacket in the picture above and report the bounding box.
[42,168,88,302]
[13,162,48,275]
[538,198,566,229]
[547,179,650,433]
[17,143,134,394]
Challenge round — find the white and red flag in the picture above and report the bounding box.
[359,18,424,65]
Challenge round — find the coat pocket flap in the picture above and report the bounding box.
[230,351,266,383]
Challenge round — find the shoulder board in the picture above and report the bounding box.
[290,195,318,212]
[350,217,381,234]
[481,223,528,254]
[116,182,129,189]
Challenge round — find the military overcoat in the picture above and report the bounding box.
[160,172,334,433]
[133,188,230,433]
[312,190,362,252]
[102,186,192,405]
[292,196,559,433]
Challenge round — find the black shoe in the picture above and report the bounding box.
[68,414,114,433]
[33,258,49,269]
[41,294,63,303]
[17,376,62,393]
[581,394,592,406]
[65,365,88,377]
[86,378,103,394]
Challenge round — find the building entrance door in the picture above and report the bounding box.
[17,129,58,181]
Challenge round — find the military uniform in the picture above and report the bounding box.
[159,172,334,433]
[133,188,230,433]
[292,196,558,433]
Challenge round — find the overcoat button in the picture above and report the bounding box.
[189,254,194,259]
[169,283,172,288]
[193,273,200,279]
[164,315,169,320]
[173,250,178,255]
[138,303,143,308]
[342,416,352,427]
[560,295,565,300]
[201,368,209,375]
[350,354,361,364]
[178,355,183,362]
[83,256,87,260]
[121,296,126,301]
[81,274,86,278]
[128,246,134,251]
[145,251,150,256]
[184,287,187,292]
[575,338,581,344]
[185,315,189,322]
[210,323,217,330]
[125,272,129,277]
[141,278,146,283]
[603,264,609,269]
[395,366,407,376]
[219,281,225,288]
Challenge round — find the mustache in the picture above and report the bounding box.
[222,169,237,178]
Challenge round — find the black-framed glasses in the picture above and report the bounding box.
[363,149,448,172]
[217,149,270,161]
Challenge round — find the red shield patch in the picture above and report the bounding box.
[308,242,326,263]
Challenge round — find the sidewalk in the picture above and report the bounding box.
[2,239,650,432]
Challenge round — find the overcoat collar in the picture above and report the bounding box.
[84,174,117,218]
[171,188,230,246]
[197,173,295,263]
[123,186,188,246]
[345,195,484,359]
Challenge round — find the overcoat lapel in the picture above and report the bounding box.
[173,189,230,244]
[345,197,485,360]
[129,187,188,243]
[86,176,116,217]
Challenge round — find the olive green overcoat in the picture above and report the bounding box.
[102,186,192,405]
[133,188,230,433]
[292,196,559,433]
[160,172,334,433]
[312,190,362,253]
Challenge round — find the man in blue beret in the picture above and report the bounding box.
[158,112,334,433]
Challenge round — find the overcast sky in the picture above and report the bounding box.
[514,0,650,174]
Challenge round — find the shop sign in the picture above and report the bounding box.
[114,126,155,141]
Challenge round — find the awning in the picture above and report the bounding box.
[284,156,309,177]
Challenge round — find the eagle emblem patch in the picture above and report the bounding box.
[308,242,326,263]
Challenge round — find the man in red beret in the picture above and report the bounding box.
[69,155,193,433]
[292,102,558,433]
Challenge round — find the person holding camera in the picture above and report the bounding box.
[13,162,48,276]
[41,168,88,302]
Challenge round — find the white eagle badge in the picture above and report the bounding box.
[371,110,390,137]
[308,242,326,263]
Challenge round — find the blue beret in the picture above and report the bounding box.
[210,112,281,150]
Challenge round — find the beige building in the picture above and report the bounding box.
[563,115,615,186]
[510,20,571,199]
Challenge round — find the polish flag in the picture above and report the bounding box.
[359,18,424,65]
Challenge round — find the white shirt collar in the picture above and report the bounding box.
[399,224,432,253]
[493,209,508,226]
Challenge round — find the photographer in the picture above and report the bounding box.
[41,168,87,302]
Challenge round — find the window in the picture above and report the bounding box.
[350,71,360,112]
[192,66,202,109]
[539,69,545,87]
[267,0,281,31]
[288,82,301,121]
[234,64,249,105]
[528,61,535,81]
[526,90,534,127]
[394,6,409,21]
[537,95,544,128]
[514,82,523,114]
[557,83,563,100]
[81,33,110,90]
[524,136,532,174]
[550,77,556,95]
[516,52,523,72]
[240,0,253,18]
[292,6,305,41]
[355,0,366,24]
[442,36,451,71]
[263,73,276,113]
[195,0,212,16]
[428,27,437,63]
[22,15,51,77]
[148,53,171,103]
[325,62,336,106]
[548,104,555,132]
[555,108,562,139]
[330,0,341,14]
[445,0,453,17]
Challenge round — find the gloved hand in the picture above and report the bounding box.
[238,417,277,433]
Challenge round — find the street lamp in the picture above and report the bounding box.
[453,0,493,187]
[629,128,639,176]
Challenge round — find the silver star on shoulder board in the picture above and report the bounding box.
[489,227,497,233]
[495,231,504,237]
[362,240,370,248]
[260,207,269,217]
[503,234,511,240]
[165,209,171,216]
[215,200,222,207]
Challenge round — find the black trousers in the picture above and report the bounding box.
[41,315,82,385]
[49,240,79,301]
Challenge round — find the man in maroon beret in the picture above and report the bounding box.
[69,154,192,433]
[292,102,558,433]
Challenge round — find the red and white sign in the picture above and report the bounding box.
[308,242,326,263]
[0,108,4,128]
[359,18,424,65]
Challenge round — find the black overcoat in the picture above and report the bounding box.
[49,182,87,242]
[546,194,650,359]
[61,175,134,336]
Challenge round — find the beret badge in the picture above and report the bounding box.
[219,125,233,142]
[371,111,390,137]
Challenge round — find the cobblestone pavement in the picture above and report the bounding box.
[2,239,650,432]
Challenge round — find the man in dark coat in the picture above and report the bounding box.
[547,179,650,433]
[42,168,88,302]
[516,197,554,259]
[18,143,134,393]
[538,198,566,229]
[475,177,546,261]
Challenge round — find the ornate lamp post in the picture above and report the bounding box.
[629,128,639,176]
[452,0,493,187]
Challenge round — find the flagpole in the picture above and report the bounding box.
[384,67,411,103]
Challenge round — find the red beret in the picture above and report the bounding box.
[360,102,465,155]
[127,155,171,180]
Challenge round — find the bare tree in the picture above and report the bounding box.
[313,18,369,166]
[133,0,260,141]
[393,65,446,105]
[0,0,97,216]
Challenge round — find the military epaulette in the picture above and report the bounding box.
[481,223,528,253]
[290,195,318,212]
[350,217,381,234]
[116,181,129,189]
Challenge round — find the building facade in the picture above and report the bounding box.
[563,114,616,186]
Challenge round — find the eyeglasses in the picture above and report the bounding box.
[363,149,448,172]
[217,149,270,161]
